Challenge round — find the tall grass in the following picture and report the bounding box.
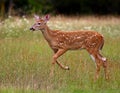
[0,16,120,93]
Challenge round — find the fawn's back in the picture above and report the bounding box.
[50,30,104,50]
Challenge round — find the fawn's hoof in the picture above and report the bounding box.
[65,66,70,70]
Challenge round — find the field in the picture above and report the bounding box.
[0,16,120,93]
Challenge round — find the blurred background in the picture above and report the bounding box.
[0,0,120,18]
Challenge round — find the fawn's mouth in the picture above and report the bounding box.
[30,27,35,31]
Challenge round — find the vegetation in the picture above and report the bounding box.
[51,0,120,15]
[0,16,120,93]
[0,0,53,17]
[0,0,120,17]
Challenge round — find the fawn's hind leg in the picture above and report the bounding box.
[97,52,109,80]
[91,53,102,80]
[90,50,109,80]
[87,49,103,80]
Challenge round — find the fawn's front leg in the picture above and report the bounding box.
[50,49,69,76]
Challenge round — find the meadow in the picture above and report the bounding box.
[0,15,120,93]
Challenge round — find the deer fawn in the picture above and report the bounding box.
[30,15,109,80]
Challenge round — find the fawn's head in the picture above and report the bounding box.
[30,15,50,31]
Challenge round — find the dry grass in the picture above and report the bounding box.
[0,16,120,93]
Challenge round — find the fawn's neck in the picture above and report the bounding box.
[41,25,53,43]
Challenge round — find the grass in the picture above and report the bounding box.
[0,16,120,93]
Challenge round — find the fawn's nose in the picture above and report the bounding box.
[30,27,35,31]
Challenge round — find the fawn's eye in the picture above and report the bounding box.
[38,23,41,25]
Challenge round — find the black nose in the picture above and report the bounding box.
[30,27,35,31]
[30,27,33,30]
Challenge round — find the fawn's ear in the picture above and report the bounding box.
[34,15,40,20]
[44,14,50,21]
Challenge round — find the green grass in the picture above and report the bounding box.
[0,16,120,93]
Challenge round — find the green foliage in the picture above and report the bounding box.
[13,0,53,14]
[0,0,53,17]
[28,0,53,14]
[0,0,120,17]
[50,0,120,14]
